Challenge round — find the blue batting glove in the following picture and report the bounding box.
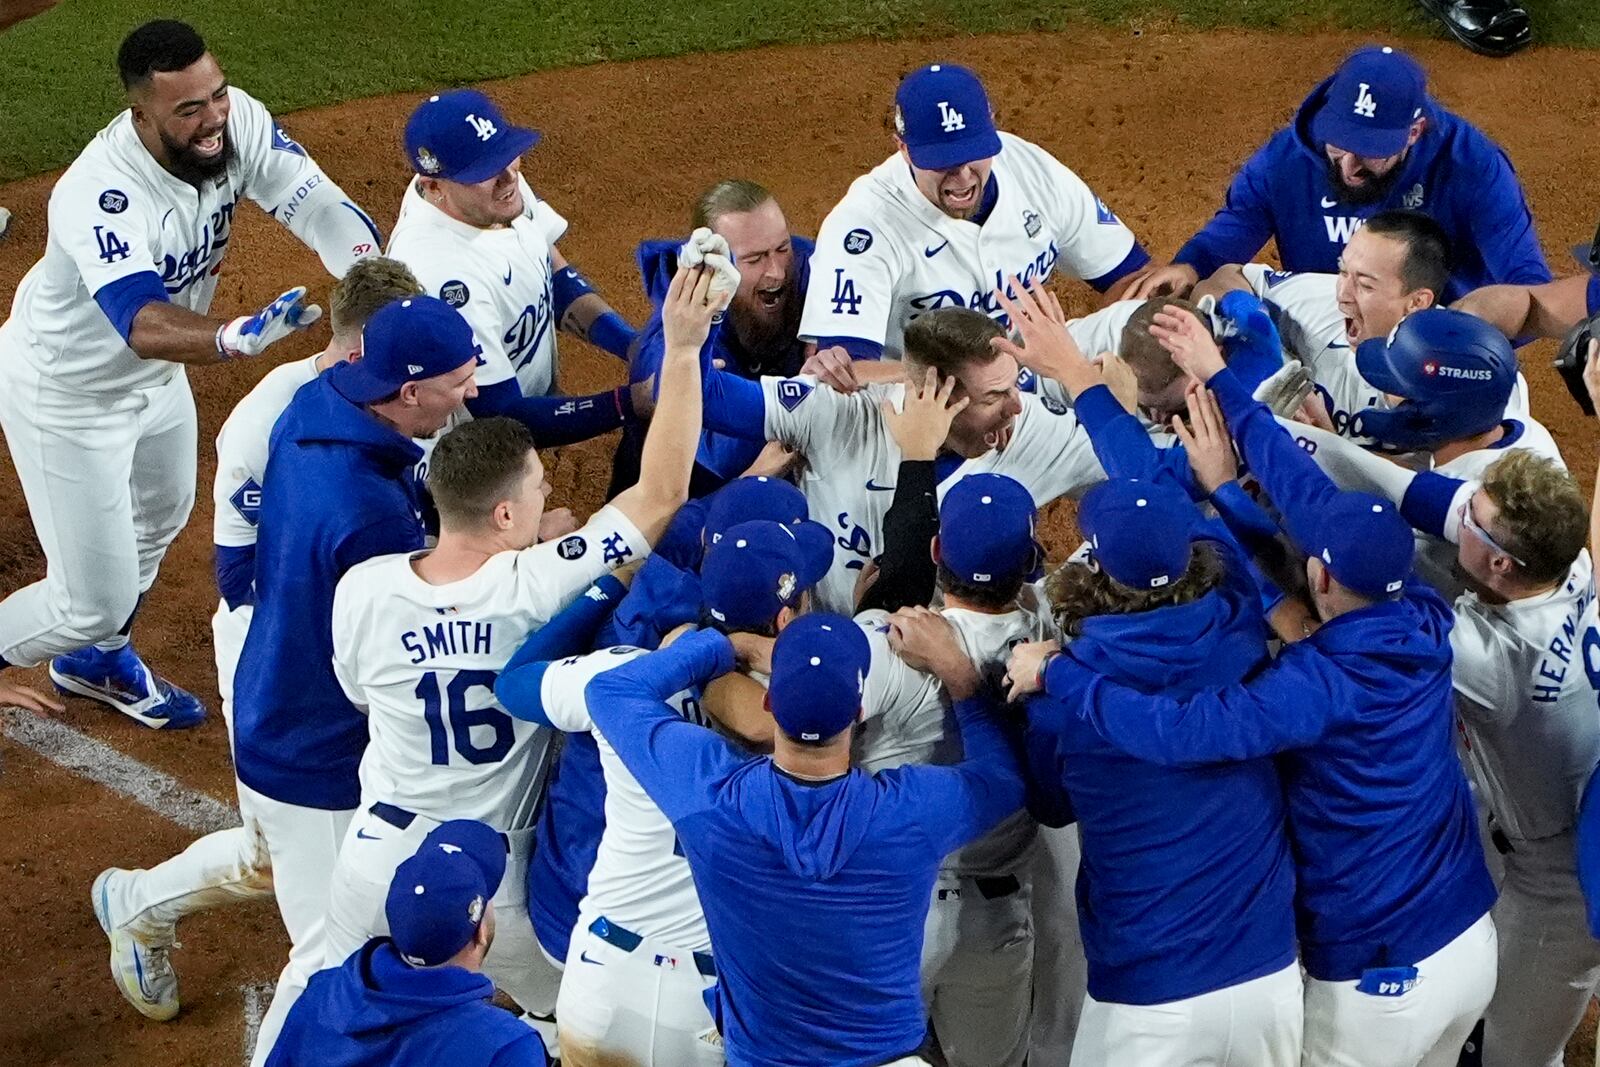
[217,285,323,358]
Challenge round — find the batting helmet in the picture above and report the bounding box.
[1353,308,1516,452]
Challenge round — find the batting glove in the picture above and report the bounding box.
[1253,359,1315,418]
[678,226,728,268]
[216,286,323,359]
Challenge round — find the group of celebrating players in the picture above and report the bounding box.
[6,14,1600,1067]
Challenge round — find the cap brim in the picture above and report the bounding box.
[791,520,836,589]
[905,129,1003,171]
[1310,108,1409,160]
[327,359,397,404]
[1354,336,1409,396]
[448,126,540,184]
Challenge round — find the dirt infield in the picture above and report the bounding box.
[1,24,1597,1065]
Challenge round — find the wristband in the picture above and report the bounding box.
[1036,649,1062,693]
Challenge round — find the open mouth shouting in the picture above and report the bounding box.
[193,129,225,157]
[943,180,980,214]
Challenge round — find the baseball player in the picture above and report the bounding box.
[613,179,815,496]
[798,62,1148,363]
[1127,46,1548,302]
[1065,309,1499,1067]
[497,516,834,1066]
[88,257,423,1023]
[389,89,639,431]
[267,820,550,1067]
[0,19,380,728]
[317,265,715,1019]
[581,608,1023,1067]
[844,472,1050,1067]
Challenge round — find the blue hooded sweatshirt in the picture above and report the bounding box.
[1173,75,1548,300]
[585,631,1024,1067]
[628,234,814,484]
[232,371,425,810]
[1059,366,1496,982]
[1028,528,1297,1006]
[265,938,546,1067]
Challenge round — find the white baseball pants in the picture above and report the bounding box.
[0,344,195,665]
[921,868,1034,1067]
[320,804,561,1015]
[240,780,354,1067]
[1031,824,1087,1063]
[1070,961,1303,1067]
[1482,830,1600,1067]
[557,920,722,1067]
[1302,911,1497,1067]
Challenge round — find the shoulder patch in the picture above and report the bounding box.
[271,123,307,157]
[229,477,264,526]
[1022,209,1042,238]
[843,228,874,255]
[1015,367,1038,392]
[1040,394,1068,416]
[98,189,129,214]
[775,378,814,412]
[556,535,587,560]
[439,280,470,308]
[1263,269,1295,287]
[1094,197,1119,226]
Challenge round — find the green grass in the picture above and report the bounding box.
[1,0,1594,181]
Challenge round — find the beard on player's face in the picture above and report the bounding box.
[157,124,233,183]
[1324,151,1406,207]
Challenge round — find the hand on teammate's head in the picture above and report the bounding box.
[882,366,969,461]
[1148,304,1226,382]
[992,277,1095,394]
[661,264,718,352]
[1169,384,1238,495]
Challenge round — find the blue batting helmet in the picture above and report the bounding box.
[1353,308,1516,452]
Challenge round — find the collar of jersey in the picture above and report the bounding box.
[403,176,514,241]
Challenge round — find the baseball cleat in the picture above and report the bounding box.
[92,868,181,1021]
[1418,0,1531,57]
[49,645,206,729]
[0,206,11,240]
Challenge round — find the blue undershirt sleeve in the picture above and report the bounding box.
[466,379,632,447]
[94,271,169,344]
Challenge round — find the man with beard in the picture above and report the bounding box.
[1126,46,1547,303]
[0,19,381,729]
[611,179,815,497]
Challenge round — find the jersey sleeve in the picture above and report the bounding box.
[757,374,876,458]
[51,166,163,305]
[1065,300,1139,360]
[798,197,900,348]
[520,176,569,246]
[1448,606,1520,727]
[329,570,372,708]
[512,504,653,622]
[855,611,939,724]
[537,647,647,733]
[1039,149,1141,285]
[212,415,269,548]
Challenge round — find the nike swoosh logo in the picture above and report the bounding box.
[924,241,949,257]
[503,266,513,285]
[865,479,895,492]
[579,951,604,966]
[1320,197,1338,209]
[355,828,381,841]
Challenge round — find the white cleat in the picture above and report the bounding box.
[91,868,180,1021]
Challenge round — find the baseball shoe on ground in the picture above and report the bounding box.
[0,206,11,240]
[1418,0,1531,56]
[92,868,181,1021]
[49,645,206,729]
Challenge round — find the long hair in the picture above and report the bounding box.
[1046,540,1225,638]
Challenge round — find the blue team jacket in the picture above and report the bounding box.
[265,938,546,1067]
[1062,367,1496,981]
[585,632,1024,1067]
[629,235,813,481]
[1028,531,1297,1005]
[1174,76,1549,299]
[232,370,425,810]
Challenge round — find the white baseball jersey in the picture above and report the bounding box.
[760,376,1105,613]
[800,132,1138,357]
[539,646,718,951]
[854,602,1051,876]
[330,504,650,830]
[1238,265,1531,441]
[387,175,569,398]
[4,88,369,396]
[1449,551,1600,842]
[213,355,322,557]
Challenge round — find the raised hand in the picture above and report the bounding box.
[1170,384,1238,494]
[1148,303,1226,382]
[991,277,1098,398]
[661,264,718,353]
[883,367,970,460]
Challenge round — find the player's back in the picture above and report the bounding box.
[1452,550,1600,842]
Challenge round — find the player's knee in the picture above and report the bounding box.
[58,580,139,644]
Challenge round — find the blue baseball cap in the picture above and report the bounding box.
[893,64,1002,170]
[331,295,483,404]
[704,476,810,546]
[1307,492,1413,599]
[938,474,1042,589]
[1078,479,1196,590]
[404,89,540,185]
[386,819,507,968]
[702,519,833,632]
[1310,46,1427,159]
[768,613,871,743]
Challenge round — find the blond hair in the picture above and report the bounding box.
[690,179,774,232]
[329,256,424,339]
[1480,450,1588,584]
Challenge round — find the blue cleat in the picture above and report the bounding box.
[49,645,206,730]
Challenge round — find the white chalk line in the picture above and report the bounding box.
[1,705,266,1064]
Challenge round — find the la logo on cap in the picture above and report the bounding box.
[938,100,965,132]
[1353,82,1377,118]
